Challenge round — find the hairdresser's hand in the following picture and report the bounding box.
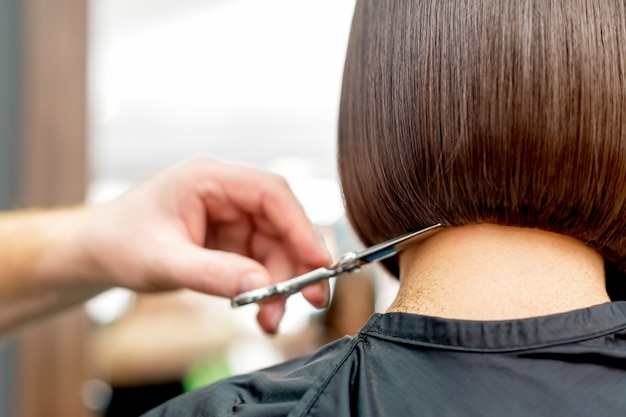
[83,156,330,333]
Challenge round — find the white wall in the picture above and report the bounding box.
[89,0,356,184]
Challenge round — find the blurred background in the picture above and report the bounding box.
[0,1,399,416]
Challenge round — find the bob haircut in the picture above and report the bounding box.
[338,0,626,294]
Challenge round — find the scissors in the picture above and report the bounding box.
[231,223,442,307]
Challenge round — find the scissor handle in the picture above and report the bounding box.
[231,267,335,307]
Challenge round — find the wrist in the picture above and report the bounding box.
[62,205,116,293]
[0,207,113,333]
[18,206,111,297]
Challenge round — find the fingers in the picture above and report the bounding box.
[158,157,334,333]
[163,240,329,332]
[249,229,331,309]
[167,243,272,299]
[192,158,331,270]
[301,281,330,308]
[161,245,287,334]
[254,281,329,334]
[256,301,286,335]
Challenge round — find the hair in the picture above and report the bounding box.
[338,0,626,292]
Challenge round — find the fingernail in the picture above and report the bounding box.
[240,272,268,293]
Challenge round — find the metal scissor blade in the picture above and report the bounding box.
[348,223,442,267]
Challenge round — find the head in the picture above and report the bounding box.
[338,0,626,289]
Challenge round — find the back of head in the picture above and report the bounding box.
[338,0,626,283]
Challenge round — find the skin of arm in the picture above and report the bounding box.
[0,156,330,335]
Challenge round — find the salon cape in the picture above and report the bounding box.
[144,301,626,416]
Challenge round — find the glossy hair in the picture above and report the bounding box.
[338,0,626,288]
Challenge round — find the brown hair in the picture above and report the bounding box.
[338,0,626,286]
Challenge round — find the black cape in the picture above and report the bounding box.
[144,302,626,416]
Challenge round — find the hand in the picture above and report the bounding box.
[82,156,331,333]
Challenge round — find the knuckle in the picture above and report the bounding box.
[199,260,222,281]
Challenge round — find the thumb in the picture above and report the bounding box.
[168,244,272,299]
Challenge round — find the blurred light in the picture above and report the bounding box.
[86,178,134,204]
[90,76,121,125]
[81,379,112,411]
[89,0,355,179]
[226,335,283,375]
[84,288,135,325]
[267,157,344,226]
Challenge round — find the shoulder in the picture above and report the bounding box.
[142,336,355,417]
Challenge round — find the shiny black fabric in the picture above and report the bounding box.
[144,302,626,416]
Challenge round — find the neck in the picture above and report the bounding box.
[387,224,610,320]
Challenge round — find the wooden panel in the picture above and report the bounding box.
[18,311,92,417]
[16,0,92,416]
[19,0,88,207]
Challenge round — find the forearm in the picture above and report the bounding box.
[0,208,110,335]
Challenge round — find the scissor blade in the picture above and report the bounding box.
[354,223,442,266]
